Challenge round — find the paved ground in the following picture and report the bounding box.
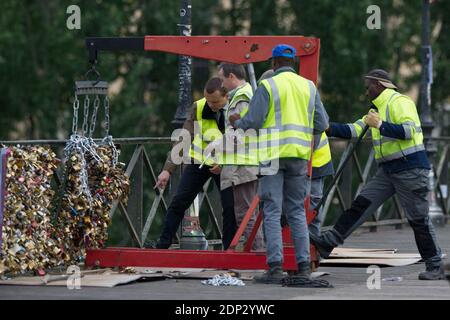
[1,223,449,300]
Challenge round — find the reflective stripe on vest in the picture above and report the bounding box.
[259,72,315,161]
[220,83,258,165]
[227,82,253,118]
[371,91,425,163]
[312,132,332,168]
[348,119,366,138]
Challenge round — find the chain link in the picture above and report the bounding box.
[201,274,245,286]
[72,96,80,135]
[102,135,118,167]
[64,132,105,208]
[64,71,111,211]
[64,135,92,207]
[82,96,90,136]
[104,96,110,137]
[89,95,100,137]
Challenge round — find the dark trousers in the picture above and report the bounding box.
[157,164,236,249]
[325,167,442,268]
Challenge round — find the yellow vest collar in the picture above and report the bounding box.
[228,82,248,99]
[372,88,397,108]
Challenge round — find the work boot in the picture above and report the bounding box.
[297,261,312,278]
[418,263,446,280]
[288,261,312,281]
[309,232,335,259]
[254,262,284,284]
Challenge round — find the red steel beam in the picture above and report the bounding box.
[86,247,299,270]
[244,209,263,252]
[144,36,320,83]
[227,196,260,251]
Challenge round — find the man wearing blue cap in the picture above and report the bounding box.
[230,44,329,283]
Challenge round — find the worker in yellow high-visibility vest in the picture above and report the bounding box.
[310,69,444,280]
[154,77,237,250]
[259,70,335,238]
[310,132,334,236]
[230,44,329,283]
[209,63,264,251]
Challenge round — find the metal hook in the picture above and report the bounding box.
[84,65,101,85]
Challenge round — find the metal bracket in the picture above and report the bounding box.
[75,81,109,96]
[86,37,145,65]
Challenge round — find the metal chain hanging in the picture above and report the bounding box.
[101,95,118,167]
[89,95,100,138]
[82,95,90,136]
[54,66,129,264]
[72,95,80,136]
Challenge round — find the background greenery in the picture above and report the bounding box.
[1,0,448,141]
[0,0,448,245]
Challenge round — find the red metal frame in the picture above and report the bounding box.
[86,35,321,271]
[144,36,320,83]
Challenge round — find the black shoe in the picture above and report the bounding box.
[155,241,170,249]
[419,263,446,280]
[309,233,334,259]
[254,266,284,284]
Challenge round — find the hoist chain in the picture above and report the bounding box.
[89,95,100,138]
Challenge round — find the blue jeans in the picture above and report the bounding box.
[259,159,310,265]
[308,177,324,237]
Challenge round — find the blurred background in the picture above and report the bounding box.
[0,0,448,245]
[1,0,448,140]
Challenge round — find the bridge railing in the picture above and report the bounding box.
[1,136,448,247]
[323,137,449,232]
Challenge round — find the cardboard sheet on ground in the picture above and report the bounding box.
[320,258,422,267]
[0,272,165,288]
[133,267,330,279]
[328,252,421,259]
[333,247,398,254]
[320,247,423,266]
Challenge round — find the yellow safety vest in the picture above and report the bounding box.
[347,88,425,163]
[220,83,258,166]
[312,132,332,168]
[226,82,253,119]
[259,71,315,161]
[189,98,223,166]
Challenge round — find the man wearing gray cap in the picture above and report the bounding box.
[310,69,445,280]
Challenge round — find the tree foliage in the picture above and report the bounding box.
[0,0,448,142]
